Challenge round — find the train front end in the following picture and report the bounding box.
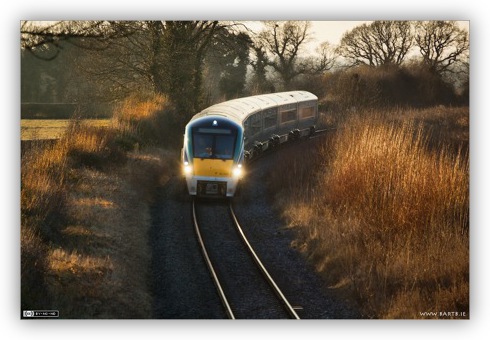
[182,116,245,198]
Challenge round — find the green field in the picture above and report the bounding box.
[21,119,111,141]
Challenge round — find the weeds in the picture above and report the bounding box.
[269,106,469,318]
[21,94,175,318]
[21,92,469,320]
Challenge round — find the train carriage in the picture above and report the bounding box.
[182,91,318,197]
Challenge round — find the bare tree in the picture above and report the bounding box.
[255,21,312,90]
[21,21,136,60]
[73,25,154,101]
[414,21,469,76]
[311,41,337,72]
[338,21,413,67]
[22,21,232,119]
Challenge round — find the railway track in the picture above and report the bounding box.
[192,199,300,319]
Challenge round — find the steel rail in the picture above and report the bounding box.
[192,199,235,319]
[228,203,301,320]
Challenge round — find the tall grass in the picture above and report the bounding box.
[111,93,181,149]
[21,139,68,310]
[21,93,175,318]
[269,108,469,318]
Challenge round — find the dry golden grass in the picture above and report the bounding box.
[269,106,469,319]
[21,93,175,318]
[21,119,110,141]
[43,150,173,318]
[114,93,168,122]
[111,93,168,135]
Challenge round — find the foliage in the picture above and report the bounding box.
[216,32,252,100]
[112,93,182,149]
[21,93,174,318]
[324,62,462,111]
[21,20,469,127]
[248,45,276,95]
[268,107,469,318]
[201,30,252,104]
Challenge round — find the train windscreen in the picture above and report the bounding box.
[192,127,237,160]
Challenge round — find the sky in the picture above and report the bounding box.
[241,20,370,56]
[245,20,470,53]
[310,21,470,46]
[243,20,369,47]
[310,20,369,45]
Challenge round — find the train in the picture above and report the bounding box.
[181,90,319,197]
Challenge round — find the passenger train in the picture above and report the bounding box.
[181,91,319,197]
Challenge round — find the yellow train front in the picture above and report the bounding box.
[182,116,245,198]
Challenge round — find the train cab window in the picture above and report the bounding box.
[194,134,214,158]
[280,109,297,124]
[214,135,235,159]
[193,128,236,160]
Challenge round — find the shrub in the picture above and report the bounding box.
[112,93,181,149]
[21,93,175,318]
[326,63,459,111]
[269,110,469,318]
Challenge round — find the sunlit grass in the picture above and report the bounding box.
[21,119,110,140]
[268,106,469,319]
[21,93,175,318]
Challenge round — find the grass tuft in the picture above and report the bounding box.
[21,93,176,318]
[269,106,469,318]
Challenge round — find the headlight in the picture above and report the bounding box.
[232,164,243,178]
[183,162,192,175]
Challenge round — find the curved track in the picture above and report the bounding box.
[192,200,235,319]
[150,129,361,319]
[192,199,300,319]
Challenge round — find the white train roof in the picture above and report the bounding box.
[190,91,318,125]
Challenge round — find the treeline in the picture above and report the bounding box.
[21,103,113,119]
[21,21,469,130]
[323,63,469,112]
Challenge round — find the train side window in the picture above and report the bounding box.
[299,106,315,119]
[244,119,250,133]
[280,109,297,124]
[248,112,262,136]
[264,108,278,129]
